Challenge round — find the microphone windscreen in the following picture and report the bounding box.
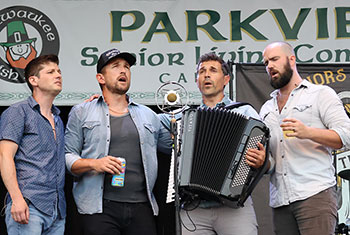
[167,92,177,102]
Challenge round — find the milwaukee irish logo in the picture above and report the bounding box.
[0,6,59,83]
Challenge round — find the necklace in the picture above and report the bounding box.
[108,106,128,114]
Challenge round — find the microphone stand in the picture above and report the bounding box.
[227,60,234,101]
[170,112,182,235]
[154,80,188,235]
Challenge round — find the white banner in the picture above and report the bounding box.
[1,0,350,105]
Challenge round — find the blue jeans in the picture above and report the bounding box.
[5,201,65,235]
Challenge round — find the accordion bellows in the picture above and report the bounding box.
[178,106,269,208]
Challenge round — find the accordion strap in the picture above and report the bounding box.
[224,102,253,110]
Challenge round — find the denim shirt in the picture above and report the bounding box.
[260,79,350,208]
[206,96,260,119]
[0,96,66,218]
[65,96,171,215]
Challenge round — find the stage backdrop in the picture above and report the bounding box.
[1,0,350,105]
[236,63,350,111]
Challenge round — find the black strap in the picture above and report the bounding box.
[224,102,253,110]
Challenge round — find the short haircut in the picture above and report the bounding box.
[196,52,230,76]
[24,54,59,92]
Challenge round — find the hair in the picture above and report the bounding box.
[196,52,230,76]
[24,54,59,92]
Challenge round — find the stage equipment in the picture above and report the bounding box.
[176,106,269,208]
[156,81,189,235]
[156,81,189,114]
[337,150,350,181]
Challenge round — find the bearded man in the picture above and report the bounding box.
[64,48,171,235]
[260,41,350,235]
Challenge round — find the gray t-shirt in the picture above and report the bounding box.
[103,113,148,202]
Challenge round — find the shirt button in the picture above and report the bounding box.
[284,173,287,176]
[282,155,284,158]
[280,139,283,142]
[107,139,109,142]
[107,125,110,128]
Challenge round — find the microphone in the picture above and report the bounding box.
[156,81,189,115]
[167,91,177,102]
[155,81,189,235]
[165,90,179,105]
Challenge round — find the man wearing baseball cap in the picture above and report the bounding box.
[64,48,171,235]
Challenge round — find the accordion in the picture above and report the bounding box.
[177,106,269,208]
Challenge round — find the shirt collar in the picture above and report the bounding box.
[126,94,137,106]
[28,96,39,109]
[270,79,308,98]
[200,95,232,108]
[27,96,60,115]
[99,94,138,107]
[299,79,310,88]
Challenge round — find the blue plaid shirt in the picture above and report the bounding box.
[0,96,66,218]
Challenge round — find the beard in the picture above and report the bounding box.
[106,81,130,95]
[270,62,293,89]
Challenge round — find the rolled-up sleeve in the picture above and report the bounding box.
[65,106,84,174]
[318,86,350,149]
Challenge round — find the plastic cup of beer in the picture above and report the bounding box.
[283,129,294,139]
[281,118,294,139]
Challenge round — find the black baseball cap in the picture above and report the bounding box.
[97,48,136,73]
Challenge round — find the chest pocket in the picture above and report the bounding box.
[24,118,51,149]
[143,123,156,147]
[82,121,101,142]
[292,104,312,126]
[24,119,39,135]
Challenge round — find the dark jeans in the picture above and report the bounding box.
[81,200,156,235]
[273,186,337,235]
